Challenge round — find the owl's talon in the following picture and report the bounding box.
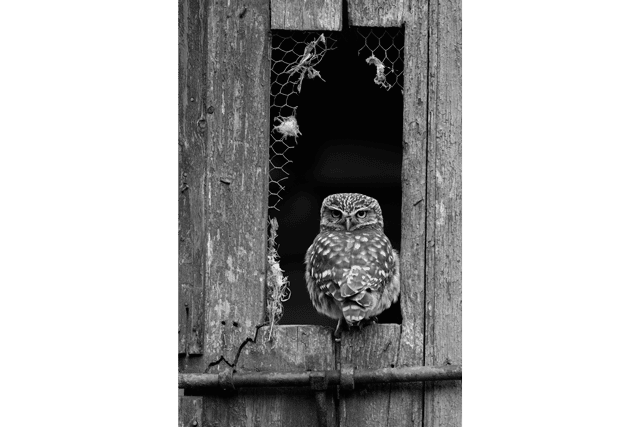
[334,318,345,341]
[358,317,378,330]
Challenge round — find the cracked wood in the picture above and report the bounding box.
[203,0,270,364]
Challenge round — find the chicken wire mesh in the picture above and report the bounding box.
[268,28,404,213]
[266,28,404,327]
[356,27,405,93]
[269,31,339,212]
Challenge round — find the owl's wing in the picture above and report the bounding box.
[316,266,382,305]
[306,231,397,323]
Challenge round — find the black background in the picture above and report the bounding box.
[270,29,404,327]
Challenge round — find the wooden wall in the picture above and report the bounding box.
[179,0,461,425]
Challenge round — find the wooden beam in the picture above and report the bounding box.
[348,0,404,27]
[425,0,463,424]
[271,0,342,30]
[203,0,271,365]
[178,0,208,356]
[178,0,207,427]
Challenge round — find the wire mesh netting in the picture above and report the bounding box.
[269,31,339,212]
[356,27,404,93]
[267,28,405,327]
[269,28,404,212]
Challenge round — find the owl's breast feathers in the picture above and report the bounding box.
[305,230,399,323]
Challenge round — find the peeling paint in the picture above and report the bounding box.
[207,233,213,261]
[225,255,237,282]
[213,300,231,318]
[436,200,446,227]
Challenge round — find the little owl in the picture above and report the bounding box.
[304,193,400,335]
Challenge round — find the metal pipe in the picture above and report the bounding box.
[179,365,461,391]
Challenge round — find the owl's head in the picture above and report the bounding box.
[319,193,384,232]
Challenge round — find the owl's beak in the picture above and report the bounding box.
[344,217,352,231]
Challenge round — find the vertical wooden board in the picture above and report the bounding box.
[271,0,342,30]
[179,0,208,356]
[179,396,202,427]
[177,281,205,356]
[203,0,270,364]
[348,0,403,27]
[340,325,399,427]
[399,0,428,369]
[425,0,462,425]
[340,325,423,426]
[203,325,336,427]
[178,284,191,354]
[188,284,205,354]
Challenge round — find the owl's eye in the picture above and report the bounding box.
[356,210,367,219]
[330,209,341,218]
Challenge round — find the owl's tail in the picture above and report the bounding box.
[342,303,366,323]
[341,290,375,324]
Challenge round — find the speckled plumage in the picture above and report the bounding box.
[305,193,400,327]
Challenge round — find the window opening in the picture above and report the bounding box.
[268,27,405,329]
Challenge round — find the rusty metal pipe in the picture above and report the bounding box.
[179,365,461,391]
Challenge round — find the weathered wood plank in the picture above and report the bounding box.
[425,0,462,425]
[348,0,404,27]
[375,3,432,425]
[271,0,342,30]
[399,0,428,370]
[179,396,202,427]
[179,284,191,355]
[201,3,272,419]
[339,325,405,426]
[203,325,336,427]
[203,0,270,364]
[178,0,207,427]
[179,0,208,356]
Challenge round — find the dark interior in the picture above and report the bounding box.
[269,28,404,327]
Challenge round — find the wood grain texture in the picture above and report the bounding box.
[424,0,462,425]
[203,0,271,364]
[348,0,404,27]
[203,325,336,427]
[179,0,208,356]
[178,0,207,426]
[340,325,421,426]
[179,283,187,354]
[178,396,202,427]
[271,0,342,30]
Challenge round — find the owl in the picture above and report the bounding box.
[304,193,400,335]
